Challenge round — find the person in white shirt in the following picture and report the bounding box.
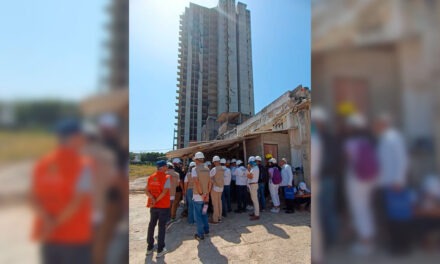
[279,158,294,213]
[234,160,248,213]
[221,158,232,216]
[247,156,260,220]
[268,158,281,213]
[209,156,224,224]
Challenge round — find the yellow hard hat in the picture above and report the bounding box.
[337,101,356,117]
[265,153,273,159]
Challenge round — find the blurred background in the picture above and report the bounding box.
[0,0,128,263]
[311,0,440,263]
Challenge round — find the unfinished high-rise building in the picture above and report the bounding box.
[174,0,254,149]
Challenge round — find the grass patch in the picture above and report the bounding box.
[0,130,56,165]
[129,164,156,180]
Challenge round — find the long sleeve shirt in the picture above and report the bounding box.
[378,128,408,187]
[281,164,294,187]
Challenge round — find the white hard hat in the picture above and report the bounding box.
[347,113,367,128]
[236,160,243,165]
[311,107,328,122]
[166,162,174,168]
[194,152,205,160]
[255,156,262,161]
[269,158,277,164]
[98,113,119,128]
[172,158,182,164]
[205,161,212,166]
[231,159,237,163]
[189,161,196,167]
[212,156,221,162]
[248,156,256,163]
[220,158,226,164]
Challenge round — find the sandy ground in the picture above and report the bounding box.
[129,193,311,264]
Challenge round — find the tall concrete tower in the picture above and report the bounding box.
[175,0,254,149]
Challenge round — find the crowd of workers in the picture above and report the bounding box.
[145,151,311,258]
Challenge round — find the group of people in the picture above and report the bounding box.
[145,151,311,257]
[311,109,410,259]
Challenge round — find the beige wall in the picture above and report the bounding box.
[312,46,401,124]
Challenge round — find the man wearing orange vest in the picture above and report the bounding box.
[31,119,93,264]
[145,160,171,258]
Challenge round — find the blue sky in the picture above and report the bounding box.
[130,0,311,153]
[0,0,108,101]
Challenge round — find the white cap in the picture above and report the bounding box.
[311,107,328,122]
[281,158,288,163]
[269,158,277,164]
[231,159,237,163]
[220,158,226,164]
[194,152,205,160]
[205,161,212,166]
[189,161,196,167]
[248,156,256,163]
[98,113,119,128]
[212,156,221,162]
[299,182,310,192]
[236,160,243,165]
[347,113,367,128]
[255,156,262,161]
[172,158,182,164]
[166,162,174,168]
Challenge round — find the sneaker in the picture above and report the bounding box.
[246,205,254,211]
[270,208,280,213]
[204,231,210,236]
[194,234,205,241]
[156,248,168,258]
[145,247,154,256]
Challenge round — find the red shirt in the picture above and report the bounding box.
[146,171,170,209]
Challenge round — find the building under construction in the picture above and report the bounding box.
[175,0,254,149]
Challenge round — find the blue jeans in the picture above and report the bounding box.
[258,183,266,210]
[186,188,195,224]
[193,201,209,237]
[222,185,231,213]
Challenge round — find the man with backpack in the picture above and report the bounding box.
[268,158,282,213]
[255,156,268,212]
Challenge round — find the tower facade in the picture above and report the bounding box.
[175,0,254,149]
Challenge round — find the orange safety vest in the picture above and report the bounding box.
[146,171,170,209]
[32,147,92,244]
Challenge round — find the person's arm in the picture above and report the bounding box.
[54,166,92,228]
[145,184,156,204]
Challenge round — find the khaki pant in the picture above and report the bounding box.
[211,190,222,222]
[249,184,260,216]
[171,191,182,219]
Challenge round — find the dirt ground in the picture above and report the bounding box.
[129,193,311,264]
